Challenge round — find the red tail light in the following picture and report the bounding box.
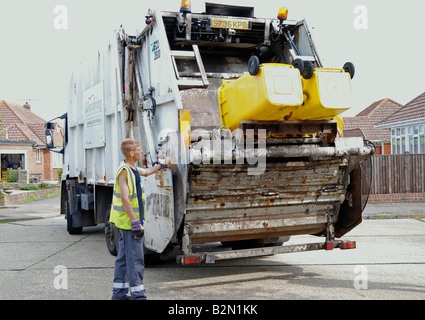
[340,241,356,250]
[182,256,201,265]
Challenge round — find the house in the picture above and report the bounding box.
[343,98,403,154]
[0,100,63,182]
[375,92,425,154]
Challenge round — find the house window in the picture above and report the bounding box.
[392,124,425,154]
[409,136,414,153]
[401,137,406,153]
[1,153,25,170]
[414,137,419,154]
[51,152,63,169]
[36,149,41,163]
[421,136,425,153]
[396,123,425,154]
[392,128,403,154]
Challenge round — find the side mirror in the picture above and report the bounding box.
[45,129,54,149]
[45,122,55,130]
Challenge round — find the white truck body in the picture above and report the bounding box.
[65,20,181,254]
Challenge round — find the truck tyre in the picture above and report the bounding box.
[293,58,314,79]
[105,221,119,256]
[248,55,260,75]
[65,196,83,235]
[292,58,304,75]
[302,61,314,79]
[343,62,355,79]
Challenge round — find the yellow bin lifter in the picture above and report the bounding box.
[218,63,352,134]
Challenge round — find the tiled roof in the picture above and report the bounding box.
[0,100,46,146]
[378,92,425,126]
[343,98,403,141]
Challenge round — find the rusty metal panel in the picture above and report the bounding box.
[180,78,222,131]
[144,170,175,253]
[185,159,348,244]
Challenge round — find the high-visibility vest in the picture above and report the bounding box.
[109,162,145,230]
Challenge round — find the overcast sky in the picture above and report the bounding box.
[1,0,424,121]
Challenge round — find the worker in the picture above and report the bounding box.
[110,138,166,300]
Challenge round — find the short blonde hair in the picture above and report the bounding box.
[121,139,141,157]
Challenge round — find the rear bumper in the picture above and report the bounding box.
[177,240,356,264]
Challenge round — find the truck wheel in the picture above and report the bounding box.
[302,61,314,79]
[105,221,119,256]
[248,55,260,75]
[65,197,83,235]
[292,58,304,74]
[343,62,355,79]
[293,58,314,79]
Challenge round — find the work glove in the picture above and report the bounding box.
[154,160,166,170]
[158,160,166,170]
[130,219,144,239]
[156,146,168,169]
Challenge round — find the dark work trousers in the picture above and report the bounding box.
[112,229,147,300]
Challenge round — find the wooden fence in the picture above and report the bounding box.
[370,154,425,194]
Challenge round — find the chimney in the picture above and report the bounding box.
[23,102,31,111]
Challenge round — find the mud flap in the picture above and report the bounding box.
[335,158,372,237]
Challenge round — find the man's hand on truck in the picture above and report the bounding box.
[157,159,166,170]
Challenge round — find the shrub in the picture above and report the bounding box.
[19,185,38,191]
[57,168,63,183]
[39,182,50,189]
[7,168,19,183]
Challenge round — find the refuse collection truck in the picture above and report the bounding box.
[46,2,375,264]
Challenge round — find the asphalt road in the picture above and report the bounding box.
[1,200,425,301]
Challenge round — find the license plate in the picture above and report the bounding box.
[210,18,251,30]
